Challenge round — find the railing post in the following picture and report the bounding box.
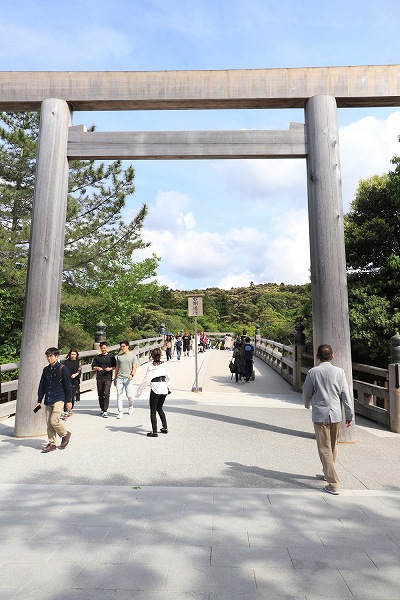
[388,333,400,433]
[293,323,306,392]
[254,323,260,356]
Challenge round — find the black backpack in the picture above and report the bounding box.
[243,343,254,361]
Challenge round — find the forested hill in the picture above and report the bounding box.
[131,282,312,347]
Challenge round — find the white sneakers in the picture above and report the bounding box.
[103,412,108,418]
[116,407,133,418]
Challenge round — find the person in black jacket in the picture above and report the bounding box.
[243,337,254,383]
[34,347,73,453]
[62,348,82,419]
[92,341,117,418]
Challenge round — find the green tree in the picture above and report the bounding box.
[345,173,396,275]
[0,111,149,361]
[344,150,400,365]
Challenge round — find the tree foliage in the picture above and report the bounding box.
[0,111,150,361]
[344,147,400,366]
[129,283,311,346]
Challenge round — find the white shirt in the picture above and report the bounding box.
[135,362,171,397]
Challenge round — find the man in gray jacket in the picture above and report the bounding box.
[302,344,353,495]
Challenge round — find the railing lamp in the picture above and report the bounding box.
[390,332,400,363]
[294,322,306,346]
[95,320,107,344]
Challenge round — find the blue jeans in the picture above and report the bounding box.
[116,377,134,412]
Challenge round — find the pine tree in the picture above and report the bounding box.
[0,111,149,360]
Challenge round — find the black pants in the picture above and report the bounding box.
[166,347,172,361]
[97,378,112,412]
[64,381,80,412]
[244,360,253,382]
[149,390,167,433]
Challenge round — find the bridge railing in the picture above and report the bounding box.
[3,333,399,432]
[0,336,163,419]
[254,336,399,433]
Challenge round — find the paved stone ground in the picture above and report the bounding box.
[0,349,399,599]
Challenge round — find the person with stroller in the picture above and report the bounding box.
[243,336,254,382]
[232,341,246,383]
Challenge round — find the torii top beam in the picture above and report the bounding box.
[0,65,400,111]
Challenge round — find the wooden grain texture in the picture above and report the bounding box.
[14,99,71,438]
[305,95,355,442]
[0,65,399,110]
[67,128,307,159]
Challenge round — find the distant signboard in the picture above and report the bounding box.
[188,295,204,317]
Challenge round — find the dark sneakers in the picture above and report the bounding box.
[60,431,71,448]
[324,485,339,495]
[42,444,56,453]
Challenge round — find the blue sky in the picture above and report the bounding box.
[2,0,400,289]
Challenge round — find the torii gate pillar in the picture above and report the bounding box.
[305,94,355,442]
[14,98,71,437]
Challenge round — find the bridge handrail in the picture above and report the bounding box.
[0,336,163,418]
[254,336,398,433]
[2,334,399,432]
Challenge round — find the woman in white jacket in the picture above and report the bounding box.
[135,347,171,437]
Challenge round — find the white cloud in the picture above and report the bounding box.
[130,113,400,290]
[261,209,310,284]
[218,271,256,289]
[141,228,229,280]
[145,190,196,231]
[340,112,400,210]
[217,158,307,208]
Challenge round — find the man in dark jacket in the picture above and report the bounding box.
[35,347,72,453]
[92,341,117,418]
[243,337,254,382]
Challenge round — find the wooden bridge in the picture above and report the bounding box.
[1,336,400,433]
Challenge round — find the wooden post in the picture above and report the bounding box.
[388,364,400,433]
[305,95,355,442]
[293,344,306,392]
[14,99,71,438]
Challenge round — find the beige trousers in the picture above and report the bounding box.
[313,421,341,491]
[45,401,67,445]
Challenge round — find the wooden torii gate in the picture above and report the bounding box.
[1,65,400,440]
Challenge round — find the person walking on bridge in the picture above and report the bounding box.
[135,347,171,437]
[114,340,137,419]
[92,341,116,418]
[35,347,72,453]
[302,344,353,495]
[243,336,254,382]
[232,341,246,383]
